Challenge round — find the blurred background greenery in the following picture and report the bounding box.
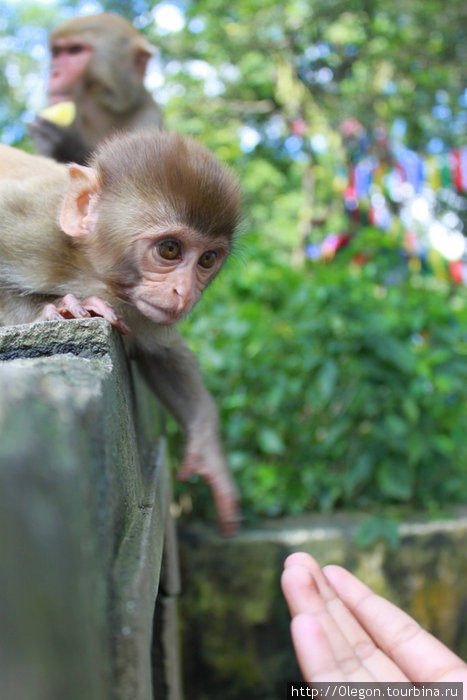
[1,0,466,533]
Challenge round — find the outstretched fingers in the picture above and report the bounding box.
[323,564,467,684]
[281,553,408,682]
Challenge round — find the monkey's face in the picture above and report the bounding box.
[48,37,94,102]
[128,228,229,325]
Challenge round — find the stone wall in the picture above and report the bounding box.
[3,318,465,700]
[179,512,467,700]
[0,319,180,700]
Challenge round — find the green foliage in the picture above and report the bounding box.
[2,0,465,244]
[1,0,465,531]
[173,229,467,523]
[353,515,400,550]
[150,0,467,248]
[155,0,466,150]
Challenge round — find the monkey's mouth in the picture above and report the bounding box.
[49,92,72,104]
[135,299,185,325]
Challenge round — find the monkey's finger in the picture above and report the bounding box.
[29,117,71,147]
[82,296,131,334]
[30,116,64,133]
[177,456,240,536]
[40,303,65,322]
[217,496,240,537]
[212,488,240,537]
[56,293,91,319]
[210,472,241,535]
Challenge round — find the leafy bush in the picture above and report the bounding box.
[173,229,467,524]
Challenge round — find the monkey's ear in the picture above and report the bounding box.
[60,164,101,238]
[132,37,155,80]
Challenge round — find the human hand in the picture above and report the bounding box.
[281,552,467,685]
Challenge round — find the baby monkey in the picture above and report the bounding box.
[0,130,242,535]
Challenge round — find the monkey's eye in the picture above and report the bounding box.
[158,240,181,260]
[68,43,86,55]
[198,251,218,269]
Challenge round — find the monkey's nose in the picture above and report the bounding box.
[172,278,193,307]
[171,288,188,312]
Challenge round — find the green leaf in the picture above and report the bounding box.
[354,516,400,550]
[257,428,286,455]
[377,462,413,501]
[316,359,338,403]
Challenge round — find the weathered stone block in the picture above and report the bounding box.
[0,319,173,700]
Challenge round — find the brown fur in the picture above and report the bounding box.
[93,130,241,239]
[0,144,65,180]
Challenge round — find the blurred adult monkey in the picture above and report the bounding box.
[30,13,163,164]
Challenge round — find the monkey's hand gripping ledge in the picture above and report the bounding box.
[0,318,181,700]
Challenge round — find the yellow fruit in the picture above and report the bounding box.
[39,101,76,127]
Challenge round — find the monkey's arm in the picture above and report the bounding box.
[134,337,240,536]
[29,117,91,164]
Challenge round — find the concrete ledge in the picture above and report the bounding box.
[0,319,173,700]
[179,512,467,699]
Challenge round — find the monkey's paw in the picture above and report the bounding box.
[39,293,131,334]
[178,452,240,537]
